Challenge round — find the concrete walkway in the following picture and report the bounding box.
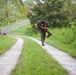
[0,37,23,75]
[1,20,29,34]
[30,37,76,75]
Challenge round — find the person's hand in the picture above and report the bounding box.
[44,27,48,30]
[34,23,38,27]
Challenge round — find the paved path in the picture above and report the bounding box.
[29,37,76,75]
[1,20,29,34]
[0,37,23,75]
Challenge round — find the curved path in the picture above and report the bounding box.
[29,37,76,75]
[0,37,23,75]
[1,20,29,34]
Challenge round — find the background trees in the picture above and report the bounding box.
[0,0,76,28]
[0,0,28,26]
[27,0,76,28]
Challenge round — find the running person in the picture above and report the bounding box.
[34,21,52,46]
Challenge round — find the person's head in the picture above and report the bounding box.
[41,21,45,26]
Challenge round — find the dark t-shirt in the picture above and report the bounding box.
[37,21,48,30]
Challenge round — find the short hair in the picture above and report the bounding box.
[41,21,45,24]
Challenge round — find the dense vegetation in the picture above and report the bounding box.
[0,0,76,28]
[27,0,76,28]
[26,0,76,55]
[0,0,28,28]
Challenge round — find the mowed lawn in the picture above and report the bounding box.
[0,36,17,55]
[11,38,67,75]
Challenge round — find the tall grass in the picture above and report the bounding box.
[0,36,17,55]
[45,27,76,58]
[11,38,67,75]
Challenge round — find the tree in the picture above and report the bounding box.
[27,0,76,28]
[0,0,27,26]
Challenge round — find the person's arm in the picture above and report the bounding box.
[40,25,48,30]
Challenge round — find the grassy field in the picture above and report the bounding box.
[45,28,76,58]
[10,23,35,36]
[10,24,76,58]
[11,38,67,75]
[0,36,17,55]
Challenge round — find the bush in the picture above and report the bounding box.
[27,0,76,28]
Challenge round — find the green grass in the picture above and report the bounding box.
[10,24,76,58]
[45,28,76,58]
[10,23,40,37]
[11,38,67,75]
[10,23,31,36]
[0,36,17,55]
[45,38,76,58]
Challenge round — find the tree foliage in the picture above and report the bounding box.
[0,0,28,26]
[27,0,76,28]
